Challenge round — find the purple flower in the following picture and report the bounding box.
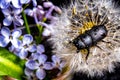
[8,34,36,59]
[39,22,56,36]
[24,68,34,80]
[24,1,62,24]
[26,54,53,80]
[43,1,62,20]
[26,60,39,70]
[0,27,21,47]
[24,67,34,76]
[9,34,37,59]
[30,44,45,60]
[32,0,37,7]
[0,0,30,9]
[24,5,45,24]
[16,34,36,59]
[52,55,66,71]
[2,6,23,27]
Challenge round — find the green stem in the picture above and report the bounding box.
[23,4,29,10]
[36,24,43,44]
[36,18,47,44]
[22,11,31,34]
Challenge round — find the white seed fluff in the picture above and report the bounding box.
[49,0,120,79]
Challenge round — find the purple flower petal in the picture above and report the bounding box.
[3,16,12,26]
[11,39,21,48]
[39,10,45,15]
[13,8,22,15]
[0,0,10,9]
[9,45,15,52]
[32,0,37,6]
[54,6,62,14]
[2,9,10,16]
[24,68,34,77]
[23,34,33,45]
[5,0,11,2]
[37,44,45,54]
[38,54,47,64]
[52,55,60,64]
[37,5,43,10]
[24,9,34,17]
[11,0,21,8]
[43,2,53,8]
[28,44,37,52]
[12,29,22,38]
[13,47,21,56]
[0,36,9,47]
[1,27,10,38]
[18,49,28,59]
[30,53,40,60]
[14,18,24,26]
[45,8,56,21]
[43,62,53,70]
[20,0,30,4]
[36,68,46,80]
[26,60,39,70]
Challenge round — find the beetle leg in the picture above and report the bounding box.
[76,48,80,53]
[85,48,90,62]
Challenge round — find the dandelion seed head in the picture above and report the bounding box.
[49,0,120,78]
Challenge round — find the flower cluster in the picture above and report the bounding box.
[25,49,65,79]
[24,1,62,36]
[0,0,65,80]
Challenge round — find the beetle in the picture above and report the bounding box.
[72,25,108,60]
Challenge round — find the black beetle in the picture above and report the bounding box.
[72,25,107,60]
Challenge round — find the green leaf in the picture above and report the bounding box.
[0,71,6,76]
[0,47,26,79]
[0,76,3,80]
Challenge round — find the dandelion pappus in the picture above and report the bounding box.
[50,0,120,79]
